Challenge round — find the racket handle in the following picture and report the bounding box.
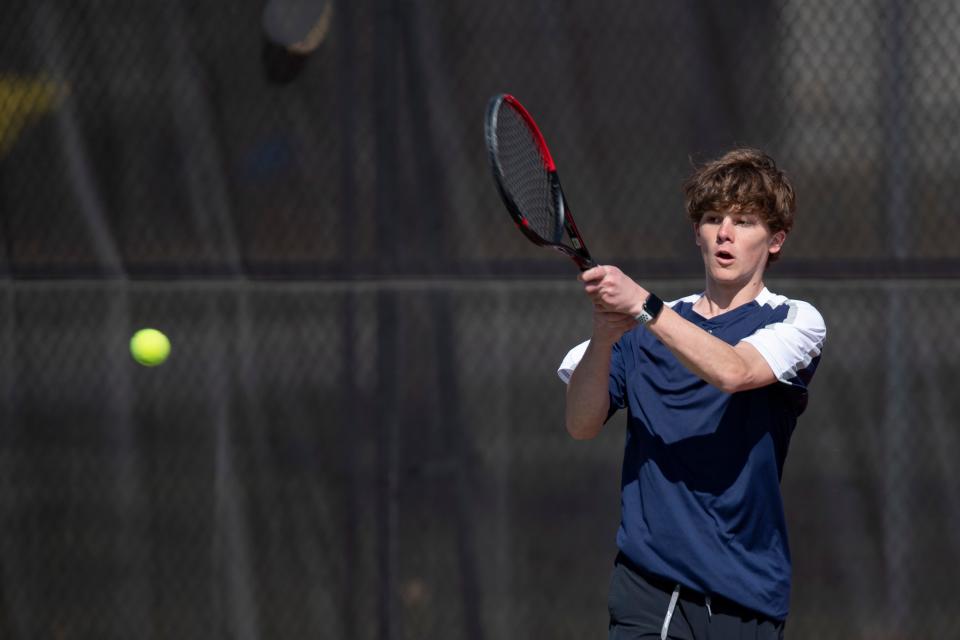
[575,255,598,272]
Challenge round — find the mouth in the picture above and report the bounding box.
[715,250,735,265]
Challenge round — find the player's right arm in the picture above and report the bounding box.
[564,311,634,440]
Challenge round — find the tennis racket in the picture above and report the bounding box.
[484,94,597,271]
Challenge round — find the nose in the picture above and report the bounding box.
[717,217,734,242]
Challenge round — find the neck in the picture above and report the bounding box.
[697,275,766,318]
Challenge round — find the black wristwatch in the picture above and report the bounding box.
[635,292,664,325]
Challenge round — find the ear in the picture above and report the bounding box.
[768,230,786,256]
[693,223,702,247]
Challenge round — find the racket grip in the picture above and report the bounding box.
[575,256,598,272]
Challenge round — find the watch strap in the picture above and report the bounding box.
[635,292,664,325]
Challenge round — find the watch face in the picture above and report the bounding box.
[643,294,664,320]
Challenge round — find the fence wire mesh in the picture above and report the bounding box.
[2,1,960,639]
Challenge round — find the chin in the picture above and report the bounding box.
[708,266,745,285]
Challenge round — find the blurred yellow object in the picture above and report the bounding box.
[130,328,171,367]
[0,74,68,156]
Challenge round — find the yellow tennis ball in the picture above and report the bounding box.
[130,328,171,366]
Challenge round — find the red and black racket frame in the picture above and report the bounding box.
[485,94,597,272]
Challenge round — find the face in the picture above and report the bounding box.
[694,209,786,286]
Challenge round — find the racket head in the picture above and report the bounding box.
[485,94,595,270]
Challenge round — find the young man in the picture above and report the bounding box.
[558,149,826,639]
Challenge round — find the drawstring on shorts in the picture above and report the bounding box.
[660,586,713,639]
[660,584,681,640]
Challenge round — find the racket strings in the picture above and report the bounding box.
[493,105,562,243]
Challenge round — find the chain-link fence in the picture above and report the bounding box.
[2,1,959,638]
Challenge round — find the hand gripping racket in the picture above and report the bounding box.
[484,94,597,271]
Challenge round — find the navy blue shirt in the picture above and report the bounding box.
[601,290,824,621]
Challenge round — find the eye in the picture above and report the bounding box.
[702,214,721,224]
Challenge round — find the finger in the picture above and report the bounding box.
[597,311,635,322]
[579,265,606,282]
[597,310,629,319]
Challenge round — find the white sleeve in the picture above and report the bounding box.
[556,340,590,384]
[741,300,826,385]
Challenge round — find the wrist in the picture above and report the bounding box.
[634,292,664,325]
[589,331,620,349]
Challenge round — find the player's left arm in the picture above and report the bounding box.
[643,307,776,393]
[581,265,812,394]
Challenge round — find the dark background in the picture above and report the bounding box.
[1,1,958,638]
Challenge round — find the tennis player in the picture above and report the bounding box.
[558,148,825,639]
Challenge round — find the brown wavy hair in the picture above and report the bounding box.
[683,148,796,263]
